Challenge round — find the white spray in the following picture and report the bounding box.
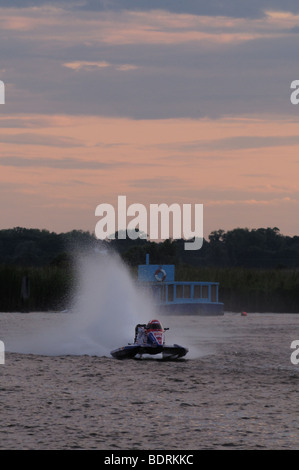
[66,249,155,355]
[8,249,157,356]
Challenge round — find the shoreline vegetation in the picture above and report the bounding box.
[0,226,298,313]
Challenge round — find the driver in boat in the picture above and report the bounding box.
[134,324,147,344]
[134,319,163,345]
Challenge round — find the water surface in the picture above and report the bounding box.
[0,311,298,450]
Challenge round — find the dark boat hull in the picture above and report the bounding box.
[111,343,188,360]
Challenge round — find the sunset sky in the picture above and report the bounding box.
[1,1,299,239]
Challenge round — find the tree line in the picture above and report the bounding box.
[0,226,298,269]
[0,226,298,312]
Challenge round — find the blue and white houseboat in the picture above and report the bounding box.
[138,254,224,316]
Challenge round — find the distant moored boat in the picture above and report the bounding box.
[138,254,224,316]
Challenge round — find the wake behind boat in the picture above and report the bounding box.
[110,319,188,360]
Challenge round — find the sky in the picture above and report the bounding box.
[0,0,299,239]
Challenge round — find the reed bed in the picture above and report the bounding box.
[0,264,73,312]
[176,266,299,313]
[0,263,298,313]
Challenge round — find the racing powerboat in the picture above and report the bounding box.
[110,319,188,360]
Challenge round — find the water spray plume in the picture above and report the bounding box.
[8,249,156,356]
[68,250,155,355]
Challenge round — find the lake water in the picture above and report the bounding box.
[0,310,298,450]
